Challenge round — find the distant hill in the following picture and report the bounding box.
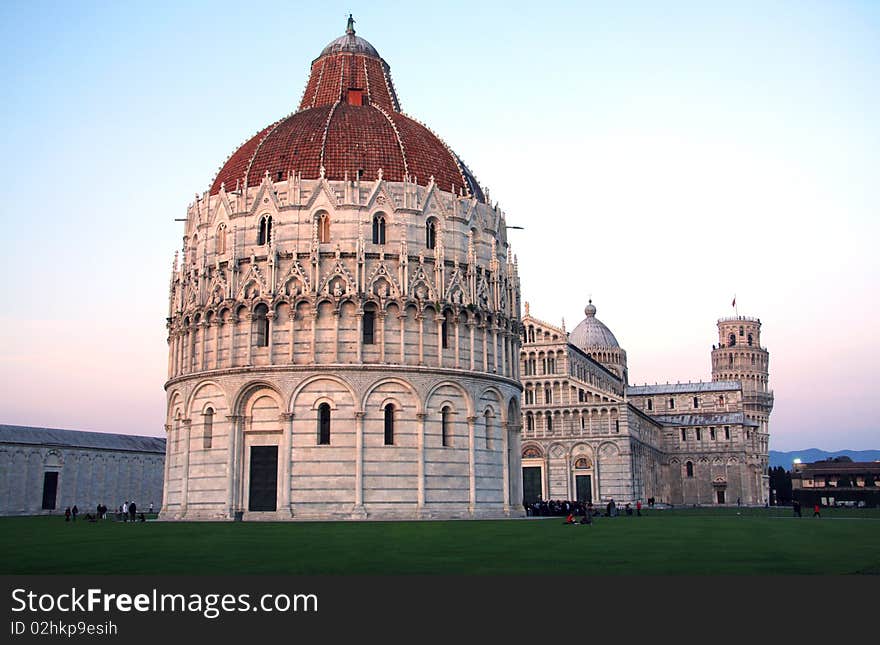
[769,449,880,469]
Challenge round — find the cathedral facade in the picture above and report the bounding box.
[162,20,523,520]
[519,302,772,507]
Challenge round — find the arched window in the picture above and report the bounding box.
[686,461,694,477]
[544,386,552,404]
[739,326,744,337]
[693,396,699,409]
[258,215,272,246]
[719,395,725,406]
[318,213,331,243]
[362,309,375,344]
[729,333,736,347]
[253,304,269,347]
[372,213,386,245]
[484,411,493,449]
[203,408,213,449]
[546,412,553,432]
[441,406,451,446]
[668,398,675,410]
[216,224,227,254]
[747,333,753,346]
[441,311,452,349]
[696,428,702,440]
[318,403,331,445]
[647,399,653,411]
[384,403,395,445]
[547,356,555,373]
[751,354,756,365]
[526,414,534,432]
[426,218,437,250]
[681,428,687,441]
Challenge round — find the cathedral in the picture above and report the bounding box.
[161,19,771,521]
[162,18,523,520]
[519,301,772,507]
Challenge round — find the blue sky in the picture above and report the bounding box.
[1,1,878,450]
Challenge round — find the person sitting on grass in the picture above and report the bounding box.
[564,512,576,525]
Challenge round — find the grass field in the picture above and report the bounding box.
[1,507,878,575]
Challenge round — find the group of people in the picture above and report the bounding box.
[526,498,648,523]
[526,499,591,517]
[64,500,152,523]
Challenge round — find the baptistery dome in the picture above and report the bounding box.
[210,18,484,202]
[162,18,522,522]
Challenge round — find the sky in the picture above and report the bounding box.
[0,1,877,451]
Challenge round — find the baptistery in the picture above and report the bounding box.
[162,18,523,520]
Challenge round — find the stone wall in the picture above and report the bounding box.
[0,445,164,516]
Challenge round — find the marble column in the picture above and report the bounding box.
[161,423,172,513]
[378,312,386,363]
[226,415,241,517]
[279,413,294,517]
[417,412,426,513]
[180,418,192,517]
[436,316,444,367]
[501,421,510,514]
[467,415,476,515]
[267,311,276,364]
[353,412,366,518]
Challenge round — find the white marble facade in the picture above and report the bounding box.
[163,178,523,521]
[519,305,772,507]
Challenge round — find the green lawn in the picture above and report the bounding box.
[1,508,878,575]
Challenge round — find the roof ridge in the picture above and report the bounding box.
[371,104,409,177]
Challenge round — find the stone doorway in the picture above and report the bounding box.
[576,474,592,504]
[248,446,278,511]
[41,472,58,510]
[522,466,542,505]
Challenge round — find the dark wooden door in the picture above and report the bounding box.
[248,446,278,512]
[576,475,592,503]
[42,472,58,510]
[522,466,542,505]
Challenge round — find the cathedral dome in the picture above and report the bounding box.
[570,300,620,350]
[209,17,484,202]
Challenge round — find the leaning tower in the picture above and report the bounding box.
[711,316,773,501]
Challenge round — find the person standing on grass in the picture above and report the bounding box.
[813,503,821,518]
[636,500,642,516]
[72,505,78,522]
[122,501,128,522]
[129,501,137,523]
[65,507,71,522]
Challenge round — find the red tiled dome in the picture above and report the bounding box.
[210,21,484,202]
